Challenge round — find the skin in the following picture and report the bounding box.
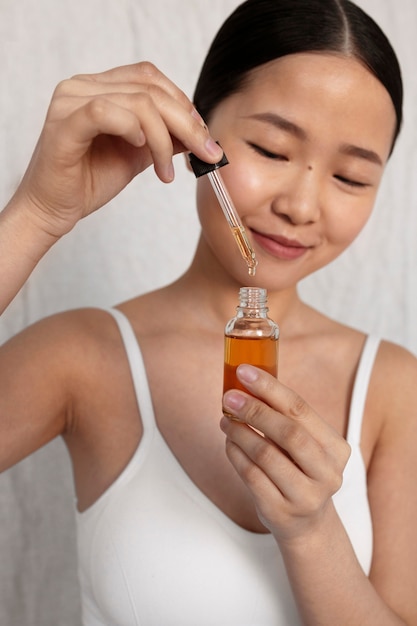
[0,54,416,624]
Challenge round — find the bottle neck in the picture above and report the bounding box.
[237,287,268,317]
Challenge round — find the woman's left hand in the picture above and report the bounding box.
[220,364,351,545]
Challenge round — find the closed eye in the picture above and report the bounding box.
[334,175,369,188]
[247,142,288,161]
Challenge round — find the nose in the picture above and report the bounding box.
[271,167,321,225]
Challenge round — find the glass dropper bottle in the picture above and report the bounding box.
[223,287,279,416]
[189,148,258,277]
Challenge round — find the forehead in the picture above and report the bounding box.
[243,52,386,97]
[218,52,397,161]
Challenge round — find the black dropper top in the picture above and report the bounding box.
[188,143,229,178]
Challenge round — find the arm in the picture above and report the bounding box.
[0,62,222,314]
[0,314,77,471]
[0,62,223,467]
[220,349,417,625]
[0,196,59,314]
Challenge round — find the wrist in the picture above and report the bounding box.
[273,500,342,559]
[0,194,66,313]
[2,192,62,256]
[0,194,62,281]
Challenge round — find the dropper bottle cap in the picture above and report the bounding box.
[188,147,229,177]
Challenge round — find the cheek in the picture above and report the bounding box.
[325,197,375,250]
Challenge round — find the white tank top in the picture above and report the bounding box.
[76,308,378,626]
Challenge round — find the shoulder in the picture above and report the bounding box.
[1,307,127,388]
[0,307,133,468]
[368,338,417,443]
[372,339,417,405]
[3,306,120,350]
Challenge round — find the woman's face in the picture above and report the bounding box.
[196,52,396,288]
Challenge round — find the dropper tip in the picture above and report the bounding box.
[248,257,258,277]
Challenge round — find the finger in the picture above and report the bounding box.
[221,401,334,496]
[71,62,210,140]
[74,62,188,103]
[51,89,222,168]
[233,364,343,448]
[222,428,287,525]
[222,381,350,482]
[51,97,146,154]
[221,415,311,502]
[55,78,171,101]
[48,89,217,182]
[221,418,343,537]
[76,91,179,181]
[57,73,194,115]
[129,95,176,181]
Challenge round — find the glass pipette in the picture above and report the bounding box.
[189,148,258,276]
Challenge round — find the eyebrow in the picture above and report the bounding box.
[339,143,383,166]
[247,112,307,141]
[246,111,383,166]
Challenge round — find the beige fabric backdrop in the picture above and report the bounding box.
[0,1,416,624]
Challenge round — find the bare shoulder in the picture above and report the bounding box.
[0,307,128,470]
[1,306,124,370]
[18,306,135,407]
[360,339,417,452]
[362,337,417,475]
[371,339,417,421]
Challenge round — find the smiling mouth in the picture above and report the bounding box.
[251,230,311,260]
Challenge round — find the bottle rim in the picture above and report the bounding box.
[238,287,267,308]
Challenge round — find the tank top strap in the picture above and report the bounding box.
[346,334,381,446]
[104,307,157,433]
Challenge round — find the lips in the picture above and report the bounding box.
[251,230,311,260]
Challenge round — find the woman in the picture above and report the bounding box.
[0,0,416,624]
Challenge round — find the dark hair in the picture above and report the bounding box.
[193,0,403,151]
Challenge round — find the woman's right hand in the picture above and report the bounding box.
[11,62,223,239]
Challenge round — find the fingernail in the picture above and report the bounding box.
[223,391,246,412]
[164,162,175,182]
[219,416,229,431]
[205,137,223,159]
[237,364,259,383]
